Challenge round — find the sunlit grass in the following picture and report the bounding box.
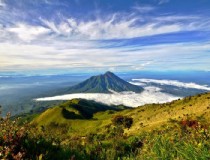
[1,92,210,159]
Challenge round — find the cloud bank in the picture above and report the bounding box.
[131,79,210,91]
[36,86,180,107]
[35,78,210,107]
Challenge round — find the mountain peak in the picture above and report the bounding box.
[65,71,144,93]
[104,71,118,78]
[104,71,114,75]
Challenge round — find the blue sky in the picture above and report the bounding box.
[0,0,210,74]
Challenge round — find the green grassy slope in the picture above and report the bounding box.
[32,92,210,137]
[32,99,128,136]
[5,92,209,159]
[121,92,210,134]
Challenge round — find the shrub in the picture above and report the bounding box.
[112,115,133,129]
[0,113,71,160]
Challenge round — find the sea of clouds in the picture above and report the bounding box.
[36,79,210,107]
[36,86,180,107]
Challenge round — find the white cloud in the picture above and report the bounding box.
[0,0,5,7]
[40,15,186,40]
[35,86,180,107]
[0,8,210,71]
[40,19,64,35]
[1,40,210,71]
[132,79,210,91]
[0,41,133,70]
[7,23,51,42]
[1,1,210,43]
[38,13,210,40]
[1,11,210,42]
[155,15,199,22]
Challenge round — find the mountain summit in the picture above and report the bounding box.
[65,71,143,93]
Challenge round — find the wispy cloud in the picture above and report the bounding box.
[7,23,51,42]
[131,79,210,91]
[1,1,210,41]
[154,15,199,22]
[132,5,155,13]
[39,12,210,40]
[40,16,184,40]
[1,39,210,72]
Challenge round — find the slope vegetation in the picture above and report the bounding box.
[32,92,210,136]
[32,99,128,135]
[8,92,210,159]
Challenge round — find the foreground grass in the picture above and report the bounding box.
[1,113,209,160]
[138,121,210,160]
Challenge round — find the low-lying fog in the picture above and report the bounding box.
[36,78,210,107]
[36,86,180,107]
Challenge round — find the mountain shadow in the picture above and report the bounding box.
[33,99,129,123]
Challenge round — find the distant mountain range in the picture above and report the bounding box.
[64,71,144,93]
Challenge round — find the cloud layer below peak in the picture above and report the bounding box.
[36,86,180,107]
